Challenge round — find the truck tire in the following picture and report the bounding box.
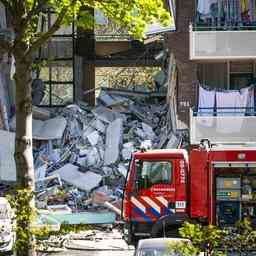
[126,223,139,246]
[151,214,188,238]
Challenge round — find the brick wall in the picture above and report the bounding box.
[167,0,198,128]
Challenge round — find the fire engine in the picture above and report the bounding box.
[122,109,256,245]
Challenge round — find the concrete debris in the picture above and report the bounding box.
[142,122,156,140]
[53,164,102,192]
[121,142,134,160]
[104,118,123,166]
[33,117,67,140]
[87,130,100,146]
[118,163,128,177]
[0,89,177,224]
[91,119,106,134]
[32,106,51,120]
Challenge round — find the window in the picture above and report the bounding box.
[34,10,75,106]
[229,73,253,90]
[137,161,172,189]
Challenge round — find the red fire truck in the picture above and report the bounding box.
[122,141,256,244]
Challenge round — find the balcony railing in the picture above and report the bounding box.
[190,25,256,60]
[190,108,256,145]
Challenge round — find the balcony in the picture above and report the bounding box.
[190,108,256,145]
[190,25,256,60]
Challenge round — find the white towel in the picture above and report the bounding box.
[197,86,216,127]
[216,89,249,133]
[198,86,216,116]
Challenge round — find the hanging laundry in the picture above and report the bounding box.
[216,88,251,133]
[198,0,218,15]
[197,86,216,128]
[216,90,248,116]
[198,86,216,115]
[248,0,256,22]
[245,86,255,114]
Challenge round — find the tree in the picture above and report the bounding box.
[178,222,226,256]
[0,1,171,255]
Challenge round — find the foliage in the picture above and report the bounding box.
[168,240,199,256]
[178,222,227,256]
[222,218,256,255]
[7,188,90,251]
[7,188,36,252]
[2,0,171,57]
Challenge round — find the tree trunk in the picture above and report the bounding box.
[14,51,36,256]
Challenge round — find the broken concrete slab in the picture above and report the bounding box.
[104,118,123,166]
[33,106,51,120]
[98,92,130,107]
[121,142,134,160]
[86,130,100,146]
[134,128,146,139]
[53,163,102,191]
[33,117,67,140]
[91,119,105,134]
[117,164,128,177]
[92,107,121,124]
[86,147,101,167]
[142,122,156,140]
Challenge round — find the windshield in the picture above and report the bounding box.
[138,248,180,256]
[137,161,172,189]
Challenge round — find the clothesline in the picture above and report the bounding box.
[200,83,255,93]
[197,84,255,116]
[197,0,256,27]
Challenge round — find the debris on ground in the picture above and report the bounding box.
[0,89,181,225]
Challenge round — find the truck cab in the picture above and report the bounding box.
[123,149,189,244]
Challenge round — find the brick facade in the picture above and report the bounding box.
[167,0,198,128]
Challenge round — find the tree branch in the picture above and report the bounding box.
[24,0,45,27]
[26,6,68,56]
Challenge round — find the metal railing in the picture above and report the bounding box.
[194,107,256,116]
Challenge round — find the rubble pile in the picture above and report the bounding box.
[31,91,175,216]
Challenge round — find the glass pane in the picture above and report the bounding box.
[51,61,73,82]
[137,161,172,189]
[39,83,50,105]
[52,83,73,105]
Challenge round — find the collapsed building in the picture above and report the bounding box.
[0,2,178,226]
